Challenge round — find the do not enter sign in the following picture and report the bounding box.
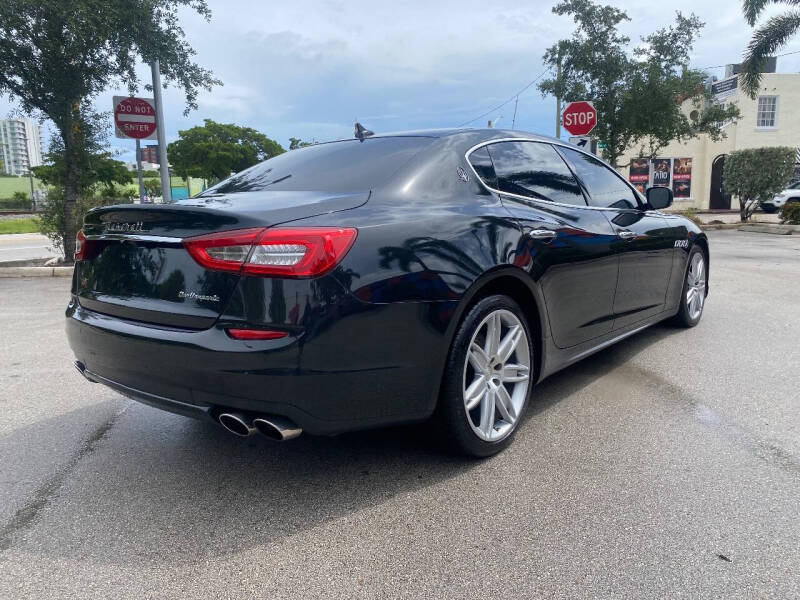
[562,101,597,136]
[113,96,157,140]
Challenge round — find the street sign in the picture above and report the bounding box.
[562,101,597,136]
[113,96,157,140]
[569,136,598,155]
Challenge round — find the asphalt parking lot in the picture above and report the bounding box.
[0,229,798,599]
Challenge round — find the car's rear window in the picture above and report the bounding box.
[200,137,434,195]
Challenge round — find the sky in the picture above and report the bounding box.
[2,0,800,163]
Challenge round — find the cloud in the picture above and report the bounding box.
[2,0,799,163]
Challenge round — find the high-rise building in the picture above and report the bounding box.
[0,118,44,176]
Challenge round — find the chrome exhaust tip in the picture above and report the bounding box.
[218,412,256,437]
[253,416,302,441]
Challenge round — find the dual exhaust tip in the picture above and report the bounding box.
[217,412,302,441]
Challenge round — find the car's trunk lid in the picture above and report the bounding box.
[76,191,368,329]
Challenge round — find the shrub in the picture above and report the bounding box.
[723,147,796,222]
[779,201,800,225]
[0,196,32,210]
[37,187,122,253]
[143,178,162,197]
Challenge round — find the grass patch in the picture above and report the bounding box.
[0,217,40,234]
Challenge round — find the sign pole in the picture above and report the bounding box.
[135,139,145,202]
[28,170,35,209]
[555,48,562,139]
[151,59,172,203]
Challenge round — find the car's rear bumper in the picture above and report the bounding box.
[66,297,451,435]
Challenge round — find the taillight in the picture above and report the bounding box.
[183,227,357,278]
[227,328,289,340]
[183,228,263,273]
[74,229,95,260]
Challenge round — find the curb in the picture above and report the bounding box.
[0,266,74,278]
[701,223,741,230]
[738,224,796,235]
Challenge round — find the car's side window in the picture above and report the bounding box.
[467,146,497,188]
[559,147,639,209]
[485,141,586,206]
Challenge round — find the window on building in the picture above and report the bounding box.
[756,96,778,128]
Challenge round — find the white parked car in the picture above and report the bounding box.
[761,181,800,213]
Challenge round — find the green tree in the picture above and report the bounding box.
[32,140,133,198]
[33,131,134,249]
[741,1,800,97]
[143,178,162,198]
[0,0,220,262]
[723,147,796,221]
[289,137,313,150]
[168,119,285,183]
[539,0,739,168]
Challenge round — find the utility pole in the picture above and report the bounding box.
[135,139,145,202]
[555,46,563,139]
[151,60,172,203]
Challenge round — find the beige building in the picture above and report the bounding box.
[619,68,800,210]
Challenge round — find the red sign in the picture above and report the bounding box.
[562,101,597,136]
[113,96,157,140]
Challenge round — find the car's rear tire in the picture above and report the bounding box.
[673,246,707,328]
[436,295,533,457]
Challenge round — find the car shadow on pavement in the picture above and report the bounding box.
[521,322,686,424]
[2,323,683,568]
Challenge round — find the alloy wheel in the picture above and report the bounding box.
[686,252,706,320]
[462,309,531,442]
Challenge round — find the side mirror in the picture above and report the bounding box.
[646,186,673,210]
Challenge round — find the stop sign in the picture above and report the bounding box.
[113,96,157,140]
[562,101,597,136]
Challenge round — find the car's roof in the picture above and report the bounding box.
[338,128,563,145]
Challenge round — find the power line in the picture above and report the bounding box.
[699,48,800,71]
[457,67,551,128]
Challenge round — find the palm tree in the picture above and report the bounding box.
[741,0,800,97]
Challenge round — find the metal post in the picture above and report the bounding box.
[135,138,144,203]
[28,170,35,209]
[555,49,562,139]
[151,60,171,203]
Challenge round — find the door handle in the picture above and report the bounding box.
[617,230,637,240]
[525,228,557,241]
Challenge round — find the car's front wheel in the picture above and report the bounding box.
[673,246,707,327]
[437,295,533,457]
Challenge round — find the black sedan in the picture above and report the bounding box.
[67,128,709,456]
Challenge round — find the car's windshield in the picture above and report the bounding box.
[789,181,800,190]
[199,137,434,195]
